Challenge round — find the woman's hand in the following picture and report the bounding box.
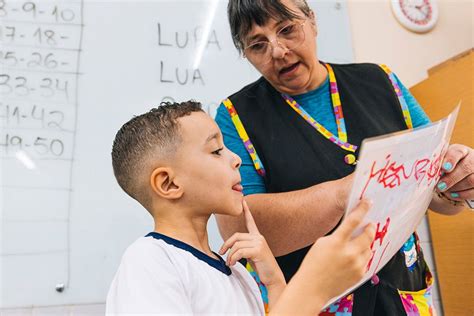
[436,144,474,203]
[219,200,285,288]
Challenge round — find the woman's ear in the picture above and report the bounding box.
[150,167,183,200]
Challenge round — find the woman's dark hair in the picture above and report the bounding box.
[228,0,312,54]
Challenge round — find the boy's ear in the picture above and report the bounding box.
[150,167,183,200]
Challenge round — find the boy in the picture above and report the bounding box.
[106,101,375,314]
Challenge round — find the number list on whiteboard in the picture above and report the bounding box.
[1,0,83,307]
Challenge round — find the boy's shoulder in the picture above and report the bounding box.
[123,236,162,256]
[120,235,211,272]
[121,236,175,265]
[107,237,193,314]
[115,236,189,285]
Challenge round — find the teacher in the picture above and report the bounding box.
[215,0,474,315]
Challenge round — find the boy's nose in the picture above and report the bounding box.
[232,152,242,169]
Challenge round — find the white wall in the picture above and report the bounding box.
[347,0,473,87]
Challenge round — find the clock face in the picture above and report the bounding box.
[391,0,439,33]
[400,0,433,25]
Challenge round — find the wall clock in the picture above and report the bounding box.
[391,0,439,33]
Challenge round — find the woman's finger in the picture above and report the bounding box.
[440,144,469,174]
[444,188,474,201]
[437,145,473,192]
[445,174,474,195]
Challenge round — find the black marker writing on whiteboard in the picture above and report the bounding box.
[157,22,221,50]
[159,60,205,85]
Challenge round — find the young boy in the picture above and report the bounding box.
[106,101,375,315]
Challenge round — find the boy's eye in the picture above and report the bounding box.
[212,148,224,156]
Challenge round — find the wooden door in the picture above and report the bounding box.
[410,49,474,316]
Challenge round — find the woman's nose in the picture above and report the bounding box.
[270,41,287,59]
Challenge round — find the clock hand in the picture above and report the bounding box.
[415,4,429,18]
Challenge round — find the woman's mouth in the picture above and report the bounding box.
[279,62,300,76]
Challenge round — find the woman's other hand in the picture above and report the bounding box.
[436,144,474,203]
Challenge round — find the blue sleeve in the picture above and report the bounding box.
[214,104,267,196]
[393,74,432,127]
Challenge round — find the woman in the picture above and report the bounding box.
[215,0,473,315]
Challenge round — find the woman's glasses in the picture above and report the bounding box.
[243,20,306,65]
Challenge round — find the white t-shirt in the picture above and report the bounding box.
[106,232,265,315]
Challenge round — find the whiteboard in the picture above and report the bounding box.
[0,0,354,308]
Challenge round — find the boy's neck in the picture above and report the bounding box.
[153,211,216,259]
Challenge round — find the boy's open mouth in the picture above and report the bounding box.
[232,183,243,192]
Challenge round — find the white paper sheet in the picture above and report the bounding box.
[324,105,459,308]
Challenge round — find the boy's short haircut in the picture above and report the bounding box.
[111,100,203,208]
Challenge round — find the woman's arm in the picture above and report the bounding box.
[269,200,375,315]
[217,174,352,257]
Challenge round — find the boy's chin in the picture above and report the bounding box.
[215,205,243,217]
[231,207,244,216]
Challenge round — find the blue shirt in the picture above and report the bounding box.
[215,73,431,196]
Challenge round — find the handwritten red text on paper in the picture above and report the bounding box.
[360,153,443,199]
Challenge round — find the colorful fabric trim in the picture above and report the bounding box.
[281,93,357,152]
[281,63,358,153]
[320,294,354,316]
[398,269,435,315]
[222,98,266,177]
[379,64,414,129]
[326,63,349,143]
[246,262,269,314]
